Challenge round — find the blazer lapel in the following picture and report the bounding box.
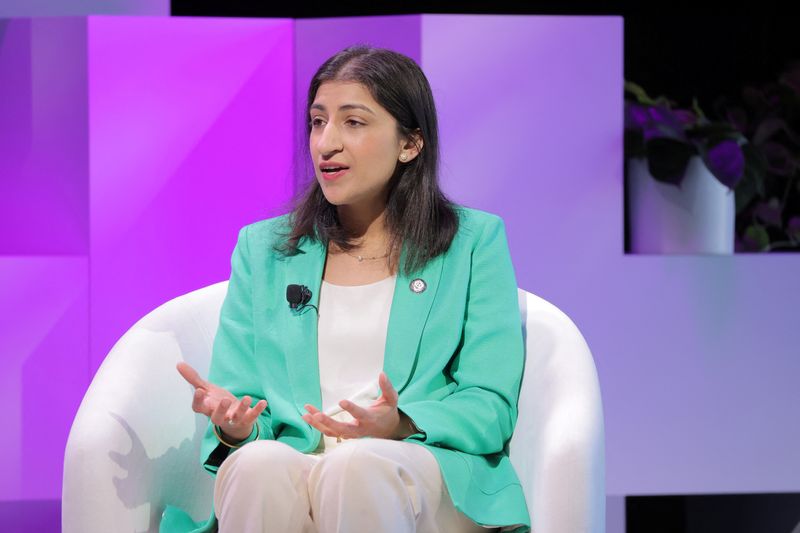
[384,244,444,393]
[279,235,445,416]
[280,235,326,416]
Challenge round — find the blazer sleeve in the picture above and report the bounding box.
[200,224,275,475]
[398,215,524,456]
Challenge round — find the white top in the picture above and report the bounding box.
[311,273,508,531]
[312,273,397,454]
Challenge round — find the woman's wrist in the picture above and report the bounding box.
[394,411,417,440]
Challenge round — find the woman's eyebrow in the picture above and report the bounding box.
[310,103,376,115]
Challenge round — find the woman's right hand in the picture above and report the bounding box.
[176,361,268,443]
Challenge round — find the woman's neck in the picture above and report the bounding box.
[336,204,389,248]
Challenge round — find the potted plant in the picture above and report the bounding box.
[713,62,800,252]
[624,81,748,254]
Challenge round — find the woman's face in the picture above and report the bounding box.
[309,81,419,212]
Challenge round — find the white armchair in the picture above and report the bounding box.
[63,283,605,532]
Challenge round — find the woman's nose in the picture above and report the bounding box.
[316,123,343,154]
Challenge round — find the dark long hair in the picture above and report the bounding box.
[273,44,460,277]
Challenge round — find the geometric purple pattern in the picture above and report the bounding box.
[0,0,167,17]
[0,16,294,503]
[0,18,89,256]
[0,256,88,502]
[422,15,800,499]
[87,16,294,373]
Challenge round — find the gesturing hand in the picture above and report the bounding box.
[176,362,267,442]
[302,372,413,441]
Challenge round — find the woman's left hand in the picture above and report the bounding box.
[302,371,412,441]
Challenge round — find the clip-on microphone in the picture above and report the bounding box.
[286,284,318,314]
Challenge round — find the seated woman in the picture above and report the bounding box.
[167,44,529,533]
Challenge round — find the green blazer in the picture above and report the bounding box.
[161,205,530,533]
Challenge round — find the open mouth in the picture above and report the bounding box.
[320,167,349,180]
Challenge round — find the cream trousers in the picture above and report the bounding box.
[213,437,495,533]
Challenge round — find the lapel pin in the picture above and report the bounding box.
[409,278,427,293]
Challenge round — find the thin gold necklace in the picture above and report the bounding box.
[343,249,390,262]
[331,241,390,262]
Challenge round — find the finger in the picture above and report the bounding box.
[210,398,232,426]
[192,388,211,415]
[378,372,398,406]
[302,413,328,434]
[339,399,370,421]
[241,399,268,425]
[228,395,250,424]
[313,412,360,438]
[177,362,208,390]
[303,412,337,437]
[302,405,351,437]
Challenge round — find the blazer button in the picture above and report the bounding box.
[409,278,427,293]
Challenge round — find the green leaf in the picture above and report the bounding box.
[744,224,770,251]
[691,97,707,121]
[624,81,655,105]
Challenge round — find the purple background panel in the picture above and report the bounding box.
[0,257,88,501]
[422,14,800,499]
[0,18,89,256]
[0,0,167,17]
[88,16,295,373]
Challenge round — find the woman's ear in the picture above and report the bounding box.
[399,129,424,163]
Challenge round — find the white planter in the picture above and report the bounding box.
[626,156,735,254]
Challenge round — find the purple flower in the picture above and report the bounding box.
[705,140,745,188]
[625,102,651,130]
[645,106,686,139]
[673,109,697,127]
[625,101,687,142]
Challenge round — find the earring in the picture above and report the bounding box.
[399,153,408,162]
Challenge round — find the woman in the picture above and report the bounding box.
[166,45,530,533]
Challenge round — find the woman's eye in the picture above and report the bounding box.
[309,118,363,128]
